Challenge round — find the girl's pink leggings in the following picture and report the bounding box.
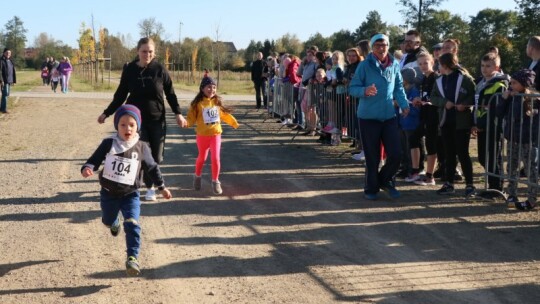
[195,135,221,181]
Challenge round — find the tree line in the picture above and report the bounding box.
[0,0,538,77]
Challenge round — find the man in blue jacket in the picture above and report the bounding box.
[349,34,410,200]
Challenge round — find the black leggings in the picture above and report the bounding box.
[440,127,473,185]
[140,120,166,188]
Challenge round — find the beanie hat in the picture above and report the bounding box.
[401,67,417,85]
[325,57,333,67]
[200,76,217,91]
[511,69,536,88]
[370,33,390,49]
[114,104,142,130]
[432,43,443,50]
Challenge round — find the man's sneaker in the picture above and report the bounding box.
[436,183,455,195]
[433,167,443,179]
[126,256,140,276]
[110,218,121,237]
[414,176,435,186]
[381,181,400,198]
[193,175,202,190]
[364,193,378,200]
[395,169,408,179]
[405,173,421,182]
[465,185,476,197]
[506,195,519,208]
[454,169,463,182]
[145,188,157,201]
[351,151,365,161]
[515,200,537,211]
[212,181,223,195]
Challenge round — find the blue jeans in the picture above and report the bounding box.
[359,117,402,195]
[100,189,141,258]
[1,83,10,112]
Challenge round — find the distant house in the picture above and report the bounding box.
[24,47,36,59]
[214,41,237,53]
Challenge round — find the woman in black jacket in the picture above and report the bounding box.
[97,37,187,201]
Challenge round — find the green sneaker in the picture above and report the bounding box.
[126,256,140,276]
[110,218,121,237]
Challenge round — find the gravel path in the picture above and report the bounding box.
[0,87,539,303]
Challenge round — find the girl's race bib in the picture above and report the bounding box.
[202,106,220,124]
[102,154,139,185]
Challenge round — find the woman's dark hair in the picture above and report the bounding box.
[137,37,155,50]
[315,51,326,64]
[357,40,371,58]
[439,52,459,70]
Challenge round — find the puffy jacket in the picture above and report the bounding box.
[349,53,409,121]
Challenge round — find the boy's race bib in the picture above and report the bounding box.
[202,106,220,124]
[102,154,139,185]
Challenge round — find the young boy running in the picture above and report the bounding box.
[81,104,172,276]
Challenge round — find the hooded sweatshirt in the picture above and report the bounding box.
[103,59,182,123]
[82,134,165,197]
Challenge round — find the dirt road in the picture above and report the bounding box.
[0,87,539,303]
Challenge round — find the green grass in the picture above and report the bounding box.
[16,68,255,95]
[178,79,254,95]
[11,69,42,92]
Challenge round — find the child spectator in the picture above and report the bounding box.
[413,52,439,186]
[187,76,239,195]
[399,68,421,181]
[344,48,364,160]
[50,69,60,93]
[431,53,476,197]
[472,52,509,196]
[81,105,172,276]
[302,68,326,136]
[496,69,538,210]
[526,36,540,91]
[322,51,345,135]
[41,67,48,86]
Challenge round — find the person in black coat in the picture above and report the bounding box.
[251,52,267,109]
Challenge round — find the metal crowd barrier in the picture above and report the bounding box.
[482,92,540,198]
[265,77,360,142]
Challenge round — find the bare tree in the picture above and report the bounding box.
[397,0,447,31]
[212,23,227,87]
[138,17,165,42]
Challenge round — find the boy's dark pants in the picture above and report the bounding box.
[477,128,502,190]
[359,117,401,195]
[100,189,141,258]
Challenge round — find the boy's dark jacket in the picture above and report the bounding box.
[82,138,165,197]
[496,93,540,144]
[103,59,182,123]
[474,73,509,130]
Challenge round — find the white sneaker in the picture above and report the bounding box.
[145,188,157,201]
[352,151,365,161]
[281,118,293,125]
[405,173,421,182]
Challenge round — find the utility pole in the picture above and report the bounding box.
[179,21,183,44]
